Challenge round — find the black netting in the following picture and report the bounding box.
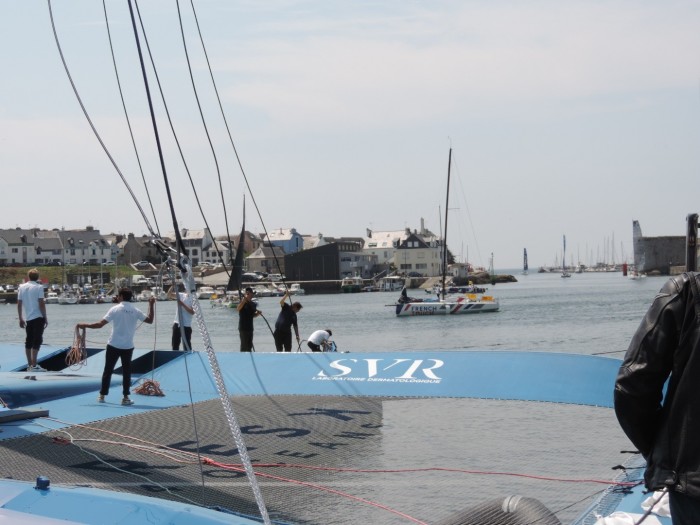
[0,396,632,524]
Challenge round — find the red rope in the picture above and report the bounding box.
[65,325,87,369]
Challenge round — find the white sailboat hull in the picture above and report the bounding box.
[395,298,500,316]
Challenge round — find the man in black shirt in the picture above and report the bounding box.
[236,287,261,352]
[273,291,302,352]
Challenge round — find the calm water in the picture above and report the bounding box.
[1,271,667,523]
[0,270,664,355]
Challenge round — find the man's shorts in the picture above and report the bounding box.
[25,317,45,350]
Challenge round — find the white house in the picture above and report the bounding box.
[363,218,441,275]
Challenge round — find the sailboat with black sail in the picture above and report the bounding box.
[394,149,499,316]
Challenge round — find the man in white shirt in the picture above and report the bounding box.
[169,288,194,350]
[77,289,155,406]
[307,329,332,352]
[17,268,48,371]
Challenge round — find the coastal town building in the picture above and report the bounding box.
[201,239,232,266]
[337,240,377,278]
[163,228,216,267]
[262,227,303,254]
[2,219,452,281]
[0,227,113,267]
[395,230,442,277]
[302,233,332,251]
[246,245,286,275]
[362,218,441,276]
[632,220,686,275]
[119,233,162,266]
[284,244,339,284]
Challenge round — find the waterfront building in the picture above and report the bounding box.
[632,220,685,275]
[262,227,304,254]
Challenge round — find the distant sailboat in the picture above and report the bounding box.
[561,235,572,278]
[522,248,529,275]
[394,148,499,316]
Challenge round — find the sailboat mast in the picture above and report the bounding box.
[441,149,452,300]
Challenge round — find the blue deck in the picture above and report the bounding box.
[0,344,671,524]
[0,344,623,440]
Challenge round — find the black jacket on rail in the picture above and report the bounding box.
[615,272,700,499]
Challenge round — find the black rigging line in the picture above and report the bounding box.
[46,0,157,238]
[127,0,185,255]
[132,1,228,273]
[175,0,232,264]
[187,0,289,295]
[102,0,161,237]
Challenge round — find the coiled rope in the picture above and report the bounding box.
[134,285,165,397]
[134,378,165,397]
[65,326,87,370]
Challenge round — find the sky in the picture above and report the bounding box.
[1,1,699,270]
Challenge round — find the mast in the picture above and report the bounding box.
[441,149,452,301]
[562,235,566,272]
[124,4,270,522]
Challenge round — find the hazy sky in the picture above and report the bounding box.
[2,1,699,269]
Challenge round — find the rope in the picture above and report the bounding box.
[180,262,271,525]
[133,379,165,397]
[41,414,639,525]
[134,286,164,397]
[186,0,287,285]
[46,0,158,238]
[101,0,160,236]
[65,326,87,370]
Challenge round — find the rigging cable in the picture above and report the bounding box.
[126,0,185,255]
[178,260,272,525]
[46,0,158,239]
[174,0,233,264]
[128,2,271,521]
[131,2,228,270]
[49,3,270,518]
[451,152,485,270]
[186,0,289,295]
[101,0,161,236]
[133,263,167,397]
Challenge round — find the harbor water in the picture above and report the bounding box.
[0,271,669,523]
[0,270,665,355]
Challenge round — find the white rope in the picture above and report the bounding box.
[181,257,271,525]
